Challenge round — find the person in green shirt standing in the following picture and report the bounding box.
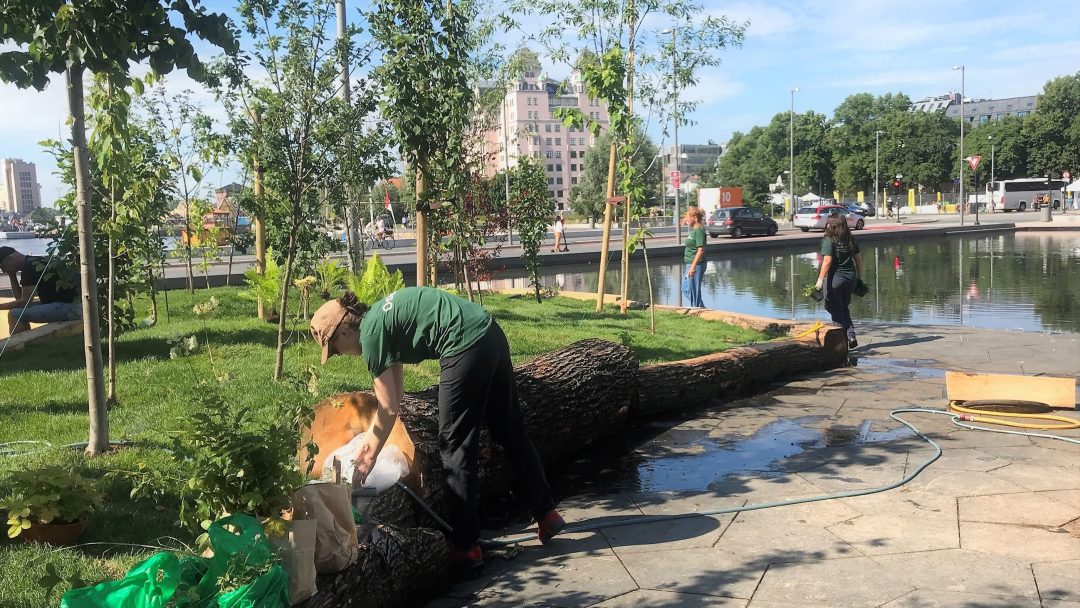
[310,286,565,574]
[682,206,707,308]
[814,214,863,349]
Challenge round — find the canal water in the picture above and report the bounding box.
[495,231,1080,334]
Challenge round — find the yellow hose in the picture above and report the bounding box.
[794,321,826,339]
[948,401,1080,430]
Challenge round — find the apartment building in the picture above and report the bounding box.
[481,55,610,211]
[0,158,42,215]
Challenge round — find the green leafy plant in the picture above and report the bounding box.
[1,466,104,538]
[345,253,405,305]
[240,249,281,317]
[176,393,316,544]
[314,259,348,300]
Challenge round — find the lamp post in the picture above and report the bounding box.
[894,142,905,224]
[953,65,965,226]
[662,27,682,244]
[789,87,799,221]
[874,130,883,215]
[988,135,994,214]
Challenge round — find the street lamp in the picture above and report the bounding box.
[953,65,965,226]
[662,27,682,244]
[988,135,995,214]
[874,130,884,215]
[789,87,799,221]
[894,142,905,224]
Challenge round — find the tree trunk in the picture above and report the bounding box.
[595,143,617,312]
[303,327,846,607]
[635,327,848,420]
[273,216,300,381]
[252,110,267,320]
[107,183,117,405]
[415,169,427,287]
[67,66,109,456]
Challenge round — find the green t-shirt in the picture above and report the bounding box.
[683,226,706,264]
[820,237,860,280]
[358,286,493,378]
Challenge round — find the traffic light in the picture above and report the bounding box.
[891,179,901,194]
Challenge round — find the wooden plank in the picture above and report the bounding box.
[945,371,1077,410]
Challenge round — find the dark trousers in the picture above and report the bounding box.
[824,273,856,341]
[438,321,554,549]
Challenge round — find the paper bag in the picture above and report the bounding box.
[291,483,358,573]
[271,518,318,605]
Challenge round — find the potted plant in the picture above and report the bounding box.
[1,466,104,546]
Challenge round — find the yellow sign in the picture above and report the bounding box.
[907,188,916,207]
[937,191,942,202]
[833,190,840,201]
[857,191,864,203]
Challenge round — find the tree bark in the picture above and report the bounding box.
[107,182,117,405]
[67,65,109,455]
[273,216,300,381]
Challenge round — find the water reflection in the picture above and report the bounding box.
[489,232,1080,333]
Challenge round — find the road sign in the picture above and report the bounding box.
[669,170,681,179]
[967,155,982,171]
[671,175,680,190]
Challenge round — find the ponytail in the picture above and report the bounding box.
[338,291,370,327]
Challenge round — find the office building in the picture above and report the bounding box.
[912,92,1038,124]
[0,158,42,215]
[480,51,610,211]
[662,143,723,180]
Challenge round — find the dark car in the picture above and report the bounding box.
[844,202,876,217]
[708,207,779,238]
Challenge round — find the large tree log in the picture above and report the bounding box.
[303,328,845,608]
[635,324,848,419]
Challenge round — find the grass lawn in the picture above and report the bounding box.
[0,287,764,606]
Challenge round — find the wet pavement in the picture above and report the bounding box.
[425,324,1080,607]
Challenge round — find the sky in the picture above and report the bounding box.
[2,0,1078,207]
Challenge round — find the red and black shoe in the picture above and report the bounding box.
[447,543,484,579]
[537,510,566,544]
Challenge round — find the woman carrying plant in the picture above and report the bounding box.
[815,214,863,349]
[682,206,707,308]
[309,287,565,574]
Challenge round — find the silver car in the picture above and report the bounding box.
[793,204,864,232]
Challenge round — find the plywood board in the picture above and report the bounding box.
[945,371,1077,410]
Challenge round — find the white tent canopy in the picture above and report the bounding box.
[798,191,826,203]
[1066,180,1080,192]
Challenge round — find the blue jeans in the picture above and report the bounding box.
[682,263,705,308]
[823,274,855,341]
[10,301,82,325]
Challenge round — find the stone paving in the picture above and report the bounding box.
[425,324,1080,607]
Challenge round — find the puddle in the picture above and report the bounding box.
[551,415,916,497]
[850,357,947,379]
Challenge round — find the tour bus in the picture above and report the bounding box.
[985,178,1067,212]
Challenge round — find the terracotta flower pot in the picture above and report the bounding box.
[22,520,84,546]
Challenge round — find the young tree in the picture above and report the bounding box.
[235,0,384,380]
[569,127,661,220]
[510,0,744,313]
[370,0,481,286]
[0,0,236,454]
[509,157,553,303]
[140,85,225,294]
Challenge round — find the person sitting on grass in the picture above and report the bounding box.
[0,246,81,335]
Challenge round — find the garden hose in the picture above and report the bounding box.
[387,407,1079,549]
[793,321,826,339]
[948,400,1080,431]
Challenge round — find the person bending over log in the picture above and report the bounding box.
[310,286,566,575]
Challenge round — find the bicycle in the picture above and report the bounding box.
[362,231,396,251]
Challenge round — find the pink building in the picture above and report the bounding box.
[481,56,610,211]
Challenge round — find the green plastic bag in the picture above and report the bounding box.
[60,552,181,608]
[60,514,288,608]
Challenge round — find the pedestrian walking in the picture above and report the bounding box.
[815,215,863,349]
[681,206,706,308]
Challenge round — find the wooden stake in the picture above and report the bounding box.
[595,142,618,312]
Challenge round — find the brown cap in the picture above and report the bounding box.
[310,299,349,364]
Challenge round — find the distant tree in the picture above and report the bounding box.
[964,116,1029,182]
[569,127,660,221]
[1024,72,1080,178]
[29,207,58,225]
[509,157,552,303]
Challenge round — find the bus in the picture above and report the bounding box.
[985,178,1067,212]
